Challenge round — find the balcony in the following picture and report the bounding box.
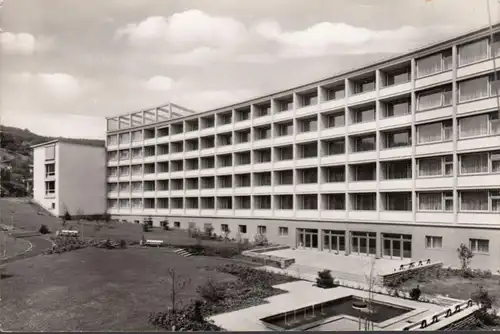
[217,166,232,174]
[348,151,377,163]
[273,159,293,169]
[253,209,272,217]
[216,145,233,154]
[143,138,156,146]
[415,71,452,89]
[185,189,199,197]
[379,146,412,160]
[348,121,376,134]
[296,103,319,117]
[234,209,251,217]
[170,133,184,142]
[379,179,413,190]
[170,209,184,216]
[143,156,156,163]
[199,168,215,176]
[156,190,169,197]
[457,173,500,188]
[216,188,233,196]
[320,210,347,220]
[107,191,118,198]
[200,147,216,156]
[416,212,454,224]
[169,152,184,160]
[169,171,184,178]
[274,185,294,193]
[118,175,130,182]
[415,176,453,189]
[253,138,273,149]
[321,154,347,165]
[252,185,272,194]
[200,188,215,196]
[184,150,199,159]
[457,96,499,115]
[274,134,293,146]
[234,119,252,130]
[199,127,215,137]
[379,82,412,98]
[183,209,198,216]
[349,90,376,105]
[253,162,272,172]
[185,169,199,178]
[457,55,500,78]
[234,186,251,195]
[457,134,500,152]
[200,209,216,216]
[234,164,251,173]
[274,109,294,122]
[320,182,347,192]
[107,159,119,167]
[217,123,233,133]
[320,126,345,139]
[295,183,319,193]
[379,114,412,130]
[143,190,155,197]
[379,211,412,222]
[415,105,453,123]
[348,211,378,221]
[274,209,294,218]
[217,209,233,216]
[296,131,318,142]
[170,190,184,197]
[295,157,317,168]
[348,181,377,191]
[253,114,272,126]
[415,141,453,156]
[457,212,499,225]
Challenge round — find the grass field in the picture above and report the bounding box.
[0,247,252,331]
[0,231,31,259]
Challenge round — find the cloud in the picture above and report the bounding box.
[13,72,82,100]
[0,31,54,55]
[116,10,247,51]
[254,20,456,58]
[0,32,36,55]
[145,75,174,91]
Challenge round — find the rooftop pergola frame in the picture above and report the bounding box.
[106,103,195,131]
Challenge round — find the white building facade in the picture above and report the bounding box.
[106,24,500,270]
[32,139,107,217]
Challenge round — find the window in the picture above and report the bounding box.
[279,98,293,112]
[325,166,345,182]
[383,160,411,180]
[239,225,247,233]
[459,114,488,138]
[237,131,250,143]
[491,190,500,212]
[235,196,251,209]
[492,152,500,172]
[418,192,453,211]
[298,117,318,133]
[276,170,293,185]
[385,68,410,86]
[460,191,488,211]
[279,227,288,236]
[131,130,142,142]
[119,133,130,144]
[418,156,453,177]
[353,163,376,181]
[416,51,451,78]
[352,106,375,123]
[352,193,376,211]
[458,39,489,66]
[255,104,271,117]
[255,127,271,140]
[385,130,411,148]
[298,143,318,158]
[469,238,489,253]
[325,194,345,210]
[326,139,345,155]
[45,181,55,195]
[45,145,55,160]
[299,168,317,184]
[384,192,412,211]
[418,120,453,144]
[384,100,410,118]
[107,135,118,145]
[301,93,318,107]
[45,163,55,177]
[425,236,443,249]
[276,195,293,209]
[459,76,490,102]
[174,221,181,228]
[298,195,318,210]
[257,225,267,234]
[352,135,376,152]
[353,78,375,94]
[255,196,271,209]
[460,153,489,174]
[417,87,452,111]
[326,112,345,128]
[277,122,293,136]
[218,197,232,209]
[326,86,345,100]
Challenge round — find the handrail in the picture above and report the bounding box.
[401,299,475,331]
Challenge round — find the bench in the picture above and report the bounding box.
[56,230,80,237]
[142,239,164,247]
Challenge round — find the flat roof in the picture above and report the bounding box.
[30,138,105,149]
[106,21,500,130]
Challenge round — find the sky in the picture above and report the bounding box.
[1,0,499,139]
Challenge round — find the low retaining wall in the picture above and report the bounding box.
[381,260,443,286]
[242,246,294,268]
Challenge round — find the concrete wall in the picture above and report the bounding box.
[57,142,107,216]
[32,145,58,215]
[112,214,500,271]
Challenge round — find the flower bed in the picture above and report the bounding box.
[45,236,133,254]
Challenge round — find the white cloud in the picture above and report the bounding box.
[145,75,174,91]
[12,72,82,100]
[117,10,247,51]
[0,32,36,55]
[254,20,456,58]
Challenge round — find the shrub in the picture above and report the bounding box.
[63,211,72,221]
[149,300,221,331]
[316,269,336,289]
[204,225,214,237]
[197,277,226,303]
[457,243,474,275]
[101,213,111,222]
[409,285,421,301]
[253,233,268,246]
[161,221,170,230]
[39,224,50,234]
[119,239,127,249]
[142,223,151,232]
[471,286,499,325]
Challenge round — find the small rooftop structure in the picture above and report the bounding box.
[105,102,196,132]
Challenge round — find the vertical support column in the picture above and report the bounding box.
[451,45,459,224]
[375,69,381,219]
[344,77,350,245]
[410,59,417,223]
[376,231,382,259]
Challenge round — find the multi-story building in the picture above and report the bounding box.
[106,24,500,270]
[32,139,107,217]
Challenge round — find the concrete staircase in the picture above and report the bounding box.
[174,248,193,257]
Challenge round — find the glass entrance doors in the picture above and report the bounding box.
[322,230,345,253]
[297,228,319,249]
[350,231,377,256]
[382,233,412,259]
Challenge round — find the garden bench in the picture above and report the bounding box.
[56,230,80,237]
[143,239,164,247]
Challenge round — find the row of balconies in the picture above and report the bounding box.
[107,36,500,133]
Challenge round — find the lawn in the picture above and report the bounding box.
[0,231,31,259]
[0,247,251,331]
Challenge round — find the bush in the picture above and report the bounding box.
[39,224,50,234]
[471,286,499,326]
[253,233,268,246]
[142,223,151,232]
[197,278,226,303]
[149,300,222,331]
[409,285,421,301]
[119,239,127,249]
[457,243,474,275]
[161,221,170,230]
[204,225,214,237]
[316,269,336,289]
[63,211,72,221]
[101,213,111,222]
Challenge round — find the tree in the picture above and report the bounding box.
[166,268,191,315]
[363,258,377,331]
[457,243,474,274]
[76,208,84,238]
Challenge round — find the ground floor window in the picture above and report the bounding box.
[382,233,412,259]
[323,230,345,253]
[469,238,489,253]
[279,226,288,236]
[174,221,180,228]
[425,236,443,249]
[257,225,267,234]
[351,231,377,256]
[221,224,229,232]
[238,225,247,234]
[297,228,319,249]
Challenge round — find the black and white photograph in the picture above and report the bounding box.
[1,0,500,331]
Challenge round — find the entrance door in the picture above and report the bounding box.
[382,234,412,259]
[297,228,319,250]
